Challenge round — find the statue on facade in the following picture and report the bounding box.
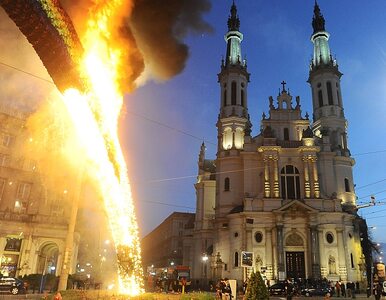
[328,255,336,274]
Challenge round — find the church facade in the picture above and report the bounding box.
[190,2,366,285]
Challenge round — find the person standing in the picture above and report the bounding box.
[341,282,346,297]
[351,282,356,299]
[285,278,294,300]
[222,279,232,300]
[374,282,382,300]
[336,281,341,297]
[346,282,352,298]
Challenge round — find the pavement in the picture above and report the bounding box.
[269,295,372,300]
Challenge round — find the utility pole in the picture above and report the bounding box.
[357,195,376,209]
[58,170,83,291]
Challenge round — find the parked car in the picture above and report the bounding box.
[269,282,286,296]
[0,277,25,295]
[301,285,334,297]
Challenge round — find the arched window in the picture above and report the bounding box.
[327,81,333,105]
[231,81,237,105]
[284,128,289,141]
[234,127,244,149]
[241,90,244,107]
[280,165,300,199]
[234,252,239,267]
[344,178,350,192]
[224,177,230,191]
[223,127,232,149]
[318,90,323,107]
[223,90,227,107]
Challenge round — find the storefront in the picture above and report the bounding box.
[0,237,22,277]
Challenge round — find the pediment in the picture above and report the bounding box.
[273,199,319,213]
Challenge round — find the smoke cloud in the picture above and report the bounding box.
[59,0,212,85]
[130,0,213,82]
[0,0,212,109]
[0,8,57,112]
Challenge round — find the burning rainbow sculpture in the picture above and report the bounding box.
[0,0,144,295]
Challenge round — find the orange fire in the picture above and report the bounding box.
[61,0,144,295]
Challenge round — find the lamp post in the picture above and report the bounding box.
[39,255,47,293]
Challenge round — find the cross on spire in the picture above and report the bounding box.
[312,0,325,33]
[228,0,240,31]
[281,80,287,92]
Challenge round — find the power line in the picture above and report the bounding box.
[0,59,216,147]
[365,215,386,220]
[140,199,194,210]
[357,189,386,200]
[144,165,265,184]
[352,149,386,157]
[4,59,386,156]
[356,178,386,190]
[0,61,54,84]
[3,59,386,193]
[126,110,216,146]
[363,207,386,216]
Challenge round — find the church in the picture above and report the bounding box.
[188,2,367,286]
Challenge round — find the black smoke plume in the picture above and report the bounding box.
[59,0,212,85]
[130,0,213,81]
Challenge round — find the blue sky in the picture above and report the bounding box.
[121,1,386,244]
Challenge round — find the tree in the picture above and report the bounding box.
[356,216,378,289]
[245,271,269,300]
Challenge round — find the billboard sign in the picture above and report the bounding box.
[241,251,253,267]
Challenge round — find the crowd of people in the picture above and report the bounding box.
[215,278,232,300]
[334,280,359,298]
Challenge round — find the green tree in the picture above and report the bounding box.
[245,271,269,300]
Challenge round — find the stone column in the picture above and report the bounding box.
[19,234,33,277]
[318,229,327,278]
[310,226,321,279]
[276,225,285,276]
[273,157,280,198]
[265,228,273,280]
[272,228,278,280]
[0,237,6,259]
[232,129,235,149]
[264,156,271,198]
[337,229,348,281]
[303,157,311,198]
[341,133,346,149]
[311,157,320,198]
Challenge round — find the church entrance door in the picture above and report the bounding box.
[285,251,305,279]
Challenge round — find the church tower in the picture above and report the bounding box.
[217,1,251,152]
[187,1,365,286]
[308,2,356,206]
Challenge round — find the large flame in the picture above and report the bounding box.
[61,0,143,295]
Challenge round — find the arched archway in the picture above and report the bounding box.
[284,232,306,280]
[37,242,59,275]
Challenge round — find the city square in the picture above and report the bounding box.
[0,0,385,299]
